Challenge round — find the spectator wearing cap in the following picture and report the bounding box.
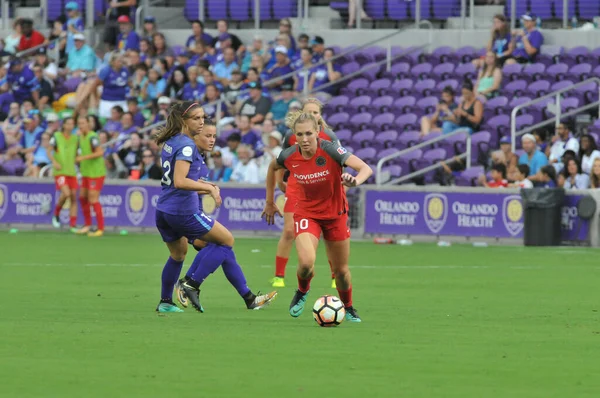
[208,150,232,182]
[441,79,483,135]
[257,130,283,182]
[32,65,54,110]
[310,36,325,63]
[505,13,543,65]
[546,122,579,173]
[309,47,341,97]
[239,81,272,124]
[17,111,44,158]
[26,131,52,177]
[213,47,239,85]
[64,2,84,53]
[117,15,140,52]
[187,20,213,53]
[241,36,265,74]
[214,34,234,63]
[498,135,519,180]
[65,33,96,76]
[230,144,260,184]
[237,115,264,156]
[265,46,294,91]
[4,59,40,107]
[150,96,171,124]
[265,34,294,70]
[44,113,61,135]
[17,19,46,52]
[182,66,205,101]
[213,20,244,54]
[104,0,137,46]
[268,83,296,125]
[126,98,146,127]
[142,16,158,41]
[519,133,548,176]
[34,48,58,84]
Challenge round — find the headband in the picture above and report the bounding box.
[182,102,198,116]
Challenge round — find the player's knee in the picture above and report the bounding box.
[282,227,295,242]
[222,230,235,247]
[297,253,316,271]
[333,265,350,278]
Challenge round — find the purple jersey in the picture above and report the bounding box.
[98,66,130,101]
[240,130,264,156]
[181,82,206,101]
[7,66,40,102]
[513,29,543,61]
[157,134,209,215]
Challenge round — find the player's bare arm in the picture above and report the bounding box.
[174,160,222,207]
[342,154,372,187]
[76,144,103,162]
[263,158,284,225]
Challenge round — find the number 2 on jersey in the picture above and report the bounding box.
[295,218,309,233]
[161,160,172,185]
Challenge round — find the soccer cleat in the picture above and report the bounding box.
[181,281,204,312]
[289,289,309,317]
[75,226,90,235]
[174,279,188,308]
[344,306,362,322]
[270,277,285,288]
[156,301,184,313]
[331,278,337,289]
[247,291,278,310]
[52,215,60,228]
[69,227,78,234]
[87,230,104,237]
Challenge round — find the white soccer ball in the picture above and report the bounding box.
[312,295,345,327]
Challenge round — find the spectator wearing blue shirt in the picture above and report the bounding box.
[311,36,325,63]
[241,36,265,73]
[117,15,140,53]
[294,48,315,93]
[202,84,227,121]
[265,46,294,92]
[539,165,557,188]
[237,115,264,157]
[26,131,51,177]
[213,48,239,85]
[126,98,147,128]
[95,54,131,118]
[473,14,514,68]
[181,66,205,101]
[264,35,295,70]
[142,68,166,106]
[518,133,549,177]
[18,111,44,159]
[6,59,40,105]
[506,13,543,65]
[309,48,342,96]
[268,83,296,125]
[187,20,214,52]
[66,34,97,75]
[277,19,296,52]
[208,150,233,182]
[64,2,85,53]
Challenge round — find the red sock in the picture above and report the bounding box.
[69,216,77,228]
[79,197,91,226]
[328,260,335,279]
[297,273,313,294]
[92,202,104,231]
[53,205,61,217]
[275,256,288,278]
[337,286,353,308]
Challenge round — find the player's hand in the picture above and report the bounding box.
[209,186,222,208]
[52,161,61,170]
[341,173,358,187]
[262,202,282,225]
[75,156,83,163]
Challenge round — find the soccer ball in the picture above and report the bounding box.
[312,295,346,327]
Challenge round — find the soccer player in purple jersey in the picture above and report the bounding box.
[154,101,277,313]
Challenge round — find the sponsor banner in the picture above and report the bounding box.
[365,190,589,241]
[0,182,285,232]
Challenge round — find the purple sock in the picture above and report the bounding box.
[185,244,212,279]
[161,257,184,300]
[221,249,252,297]
[190,244,227,284]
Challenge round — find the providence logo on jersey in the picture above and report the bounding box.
[502,195,524,237]
[0,184,7,221]
[125,187,148,226]
[424,193,448,234]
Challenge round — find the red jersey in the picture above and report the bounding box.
[282,128,339,199]
[19,31,46,52]
[487,179,508,188]
[277,139,350,220]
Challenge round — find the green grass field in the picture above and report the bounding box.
[1,232,600,397]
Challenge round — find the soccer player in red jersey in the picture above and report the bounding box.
[271,98,339,289]
[262,111,372,322]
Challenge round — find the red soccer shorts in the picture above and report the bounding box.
[81,176,105,191]
[55,175,78,191]
[293,214,351,242]
[284,193,298,213]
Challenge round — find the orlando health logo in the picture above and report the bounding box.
[424,193,448,233]
[502,195,524,237]
[125,187,148,226]
[0,184,7,221]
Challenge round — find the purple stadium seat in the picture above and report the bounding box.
[432,63,455,81]
[381,62,411,80]
[414,96,438,118]
[573,81,599,104]
[273,0,298,18]
[328,112,350,130]
[324,96,349,114]
[500,79,527,97]
[349,113,373,132]
[484,96,508,120]
[454,46,477,63]
[416,148,447,177]
[515,114,534,131]
[440,131,467,156]
[578,0,600,19]
[340,78,369,96]
[505,0,528,20]
[382,165,403,180]
[560,97,580,112]
[206,0,228,20]
[354,147,377,163]
[470,131,492,165]
[391,79,414,96]
[230,0,251,21]
[529,97,554,123]
[434,79,459,96]
[453,63,477,81]
[397,149,423,173]
[544,63,569,81]
[412,79,436,97]
[525,80,551,98]
[359,63,382,81]
[429,46,454,65]
[456,166,485,187]
[348,95,372,113]
[483,115,510,145]
[567,64,592,82]
[341,62,361,76]
[503,63,524,81]
[554,0,576,19]
[368,79,392,96]
[354,50,375,66]
[550,80,574,92]
[371,113,396,131]
[387,0,410,20]
[398,131,421,149]
[375,131,399,148]
[363,0,386,19]
[529,0,553,19]
[563,46,590,65]
[369,96,394,114]
[336,129,352,146]
[410,63,433,80]
[392,96,417,115]
[521,63,546,84]
[394,114,418,132]
[352,130,376,148]
[504,96,532,116]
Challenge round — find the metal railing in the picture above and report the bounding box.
[510,78,600,153]
[375,129,472,186]
[15,37,62,60]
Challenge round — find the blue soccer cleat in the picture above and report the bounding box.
[156,301,184,313]
[289,289,309,318]
[344,306,362,322]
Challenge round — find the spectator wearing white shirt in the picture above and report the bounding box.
[546,122,579,173]
[510,164,533,188]
[558,158,590,190]
[230,144,260,184]
[579,134,600,175]
[258,131,283,182]
[590,158,600,188]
